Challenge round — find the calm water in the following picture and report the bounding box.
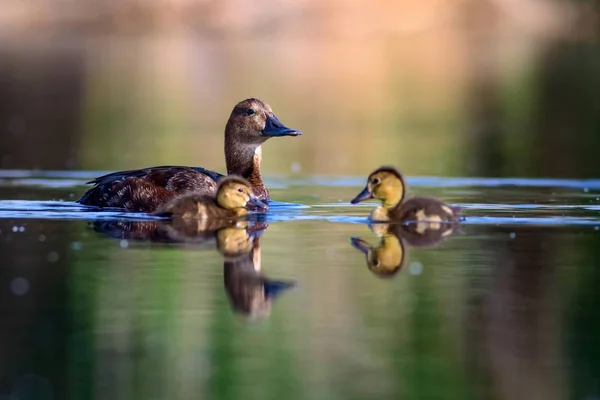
[0,172,599,400]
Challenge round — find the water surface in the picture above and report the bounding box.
[0,172,599,399]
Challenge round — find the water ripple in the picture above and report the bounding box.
[0,200,598,226]
[1,170,600,190]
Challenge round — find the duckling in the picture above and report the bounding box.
[351,166,461,232]
[152,175,266,224]
[77,98,301,212]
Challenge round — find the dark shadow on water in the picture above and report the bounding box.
[463,224,600,400]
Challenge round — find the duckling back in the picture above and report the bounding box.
[392,196,460,221]
[390,196,460,239]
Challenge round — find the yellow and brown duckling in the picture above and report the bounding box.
[351,166,462,225]
[152,175,266,221]
[77,98,300,212]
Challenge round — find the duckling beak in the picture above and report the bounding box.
[247,196,268,211]
[262,114,301,137]
[350,186,374,204]
[350,237,372,255]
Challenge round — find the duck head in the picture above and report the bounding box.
[217,175,268,215]
[224,98,300,199]
[351,166,406,209]
[225,98,301,145]
[350,233,405,278]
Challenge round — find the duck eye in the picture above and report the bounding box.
[245,108,255,116]
[372,178,380,185]
[237,187,244,193]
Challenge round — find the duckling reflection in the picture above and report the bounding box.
[350,221,458,278]
[351,232,405,278]
[223,237,296,319]
[90,217,265,250]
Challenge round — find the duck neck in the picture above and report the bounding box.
[224,140,269,199]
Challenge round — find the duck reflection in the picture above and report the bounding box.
[224,237,296,319]
[351,221,458,278]
[91,217,295,318]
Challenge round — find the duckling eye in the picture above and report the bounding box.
[245,108,255,116]
[372,178,380,185]
[237,187,244,193]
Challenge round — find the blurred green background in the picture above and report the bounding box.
[0,0,598,178]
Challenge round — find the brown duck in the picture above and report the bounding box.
[77,98,300,212]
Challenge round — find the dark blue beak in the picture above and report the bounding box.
[350,186,374,204]
[262,114,301,137]
[247,196,268,211]
[350,237,372,254]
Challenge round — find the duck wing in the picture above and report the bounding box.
[84,166,224,186]
[77,166,225,212]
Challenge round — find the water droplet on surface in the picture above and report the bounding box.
[18,226,25,232]
[11,277,29,296]
[291,162,301,172]
[595,226,599,231]
[70,242,82,250]
[409,261,423,276]
[12,226,18,232]
[46,252,59,263]
[120,240,129,249]
[39,234,46,242]
[509,232,516,239]
[584,188,589,193]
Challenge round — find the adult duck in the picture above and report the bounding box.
[77,98,300,212]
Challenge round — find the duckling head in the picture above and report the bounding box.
[225,98,301,146]
[350,235,405,278]
[217,175,267,215]
[351,166,406,209]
